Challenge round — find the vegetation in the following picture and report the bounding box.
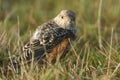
[0,0,120,80]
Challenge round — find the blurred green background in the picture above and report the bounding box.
[0,0,120,79]
[0,0,120,54]
[0,0,120,37]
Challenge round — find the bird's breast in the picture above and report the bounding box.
[46,38,71,62]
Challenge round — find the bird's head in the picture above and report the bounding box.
[54,10,77,38]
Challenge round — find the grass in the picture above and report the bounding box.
[0,0,120,80]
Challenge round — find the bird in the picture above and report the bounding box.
[8,10,77,69]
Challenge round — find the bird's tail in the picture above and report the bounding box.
[7,42,46,71]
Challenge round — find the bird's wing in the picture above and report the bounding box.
[8,21,75,68]
[22,21,75,61]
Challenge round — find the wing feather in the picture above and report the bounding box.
[8,20,75,69]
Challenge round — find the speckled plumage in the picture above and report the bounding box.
[8,10,77,69]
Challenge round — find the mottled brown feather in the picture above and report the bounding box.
[8,10,76,70]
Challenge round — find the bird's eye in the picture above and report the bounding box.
[61,16,64,19]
